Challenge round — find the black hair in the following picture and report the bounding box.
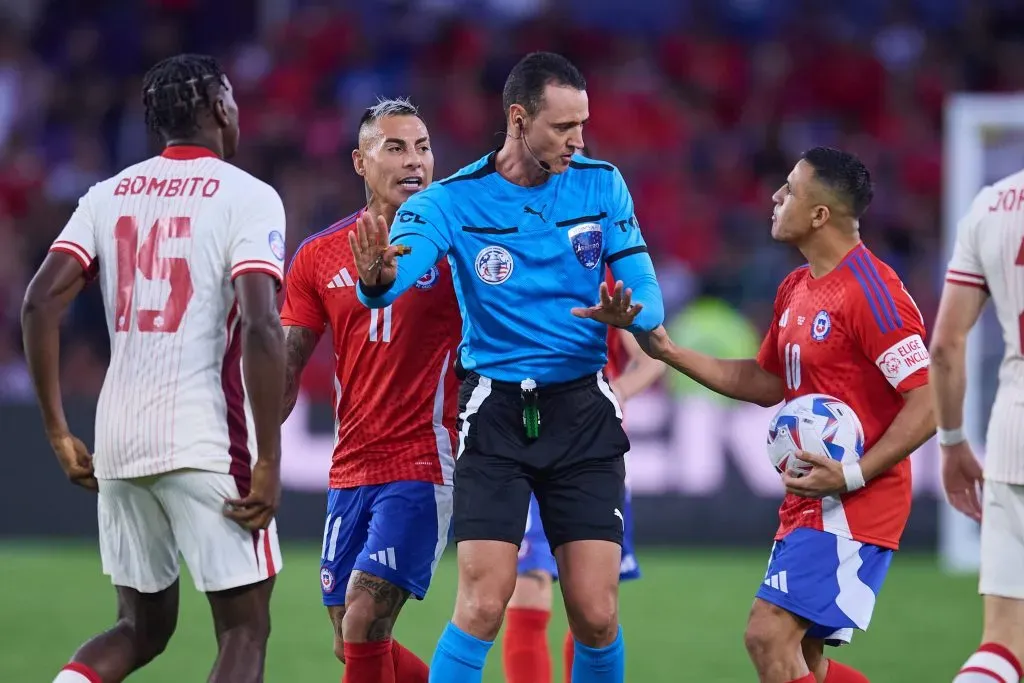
[502,52,586,118]
[142,54,226,139]
[801,147,874,218]
[358,97,421,136]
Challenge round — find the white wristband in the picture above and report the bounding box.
[843,463,866,492]
[937,427,966,446]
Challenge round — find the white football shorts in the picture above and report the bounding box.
[980,480,1024,600]
[97,469,282,593]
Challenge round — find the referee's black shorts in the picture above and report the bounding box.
[453,370,628,551]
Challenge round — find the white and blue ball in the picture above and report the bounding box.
[766,393,865,477]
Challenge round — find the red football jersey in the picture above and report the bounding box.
[280,210,462,488]
[756,243,930,550]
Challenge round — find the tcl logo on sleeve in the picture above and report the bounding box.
[875,334,930,388]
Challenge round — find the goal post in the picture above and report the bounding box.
[939,94,1024,573]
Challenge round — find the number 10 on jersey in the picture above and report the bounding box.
[784,342,801,390]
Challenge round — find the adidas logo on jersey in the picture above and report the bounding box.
[326,268,355,289]
[368,547,397,570]
[764,570,789,593]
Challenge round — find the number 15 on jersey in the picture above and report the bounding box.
[115,215,194,334]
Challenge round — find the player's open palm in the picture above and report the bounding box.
[224,459,280,530]
[348,212,405,287]
[51,433,97,491]
[941,442,984,523]
[571,280,644,329]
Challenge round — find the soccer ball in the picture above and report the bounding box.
[766,394,865,478]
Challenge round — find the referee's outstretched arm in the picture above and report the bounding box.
[349,211,444,308]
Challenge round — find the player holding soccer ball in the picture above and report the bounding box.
[280,98,460,683]
[930,170,1024,683]
[636,148,935,683]
[23,55,286,683]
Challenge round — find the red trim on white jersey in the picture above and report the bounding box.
[161,145,220,160]
[221,303,250,495]
[232,260,283,283]
[946,268,988,291]
[50,241,93,270]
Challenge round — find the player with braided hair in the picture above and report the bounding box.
[25,54,286,683]
[141,53,235,150]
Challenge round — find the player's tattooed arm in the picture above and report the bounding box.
[282,325,321,422]
[346,571,412,641]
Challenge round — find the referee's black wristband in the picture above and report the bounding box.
[358,280,395,299]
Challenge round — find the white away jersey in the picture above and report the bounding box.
[947,169,1024,484]
[49,145,286,479]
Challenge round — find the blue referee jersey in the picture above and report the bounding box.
[357,151,665,384]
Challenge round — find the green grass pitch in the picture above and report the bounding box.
[0,543,981,681]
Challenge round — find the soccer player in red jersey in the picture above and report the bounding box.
[635,148,935,683]
[280,98,460,683]
[502,270,665,683]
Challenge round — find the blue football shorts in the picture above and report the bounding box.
[756,527,893,645]
[319,481,453,605]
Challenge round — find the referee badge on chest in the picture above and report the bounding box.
[568,222,602,269]
[475,246,514,285]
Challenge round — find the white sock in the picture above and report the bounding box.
[954,643,1023,683]
[53,665,97,683]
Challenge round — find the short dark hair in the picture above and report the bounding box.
[358,97,421,137]
[502,52,586,118]
[801,147,874,218]
[142,54,226,139]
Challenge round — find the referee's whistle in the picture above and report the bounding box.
[394,245,412,256]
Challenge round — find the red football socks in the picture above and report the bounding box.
[343,640,394,683]
[502,607,552,683]
[563,629,575,683]
[825,659,870,682]
[391,640,429,683]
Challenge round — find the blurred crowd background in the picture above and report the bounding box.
[1,0,1022,403]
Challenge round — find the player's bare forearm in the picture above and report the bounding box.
[236,274,286,465]
[928,282,987,429]
[639,327,783,407]
[21,253,88,437]
[282,325,321,422]
[928,338,967,430]
[612,329,666,401]
[859,384,935,482]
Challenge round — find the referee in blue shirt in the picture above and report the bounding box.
[350,52,664,683]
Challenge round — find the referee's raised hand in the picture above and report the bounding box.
[348,212,409,287]
[571,280,644,328]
